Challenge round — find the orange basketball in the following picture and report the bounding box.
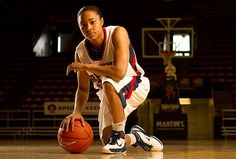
[57,119,94,153]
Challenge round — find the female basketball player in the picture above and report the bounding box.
[62,5,163,154]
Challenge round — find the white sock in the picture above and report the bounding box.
[112,120,125,132]
[126,134,137,146]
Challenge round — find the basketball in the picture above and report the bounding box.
[57,119,94,153]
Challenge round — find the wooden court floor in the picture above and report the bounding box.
[0,139,236,159]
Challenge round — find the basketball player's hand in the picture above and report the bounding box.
[66,62,86,76]
[62,112,85,131]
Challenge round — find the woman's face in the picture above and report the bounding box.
[78,10,104,41]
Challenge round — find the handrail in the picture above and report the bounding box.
[0,109,99,138]
[0,110,31,127]
[221,109,236,137]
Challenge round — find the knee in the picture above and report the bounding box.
[103,82,116,94]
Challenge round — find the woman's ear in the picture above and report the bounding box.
[100,17,104,26]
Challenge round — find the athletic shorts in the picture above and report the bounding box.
[96,75,150,139]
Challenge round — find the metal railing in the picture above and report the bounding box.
[221,109,236,137]
[0,109,99,139]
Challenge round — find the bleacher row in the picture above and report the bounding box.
[1,54,236,106]
[0,55,76,109]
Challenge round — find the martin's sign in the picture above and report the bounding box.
[156,120,185,130]
[154,114,188,139]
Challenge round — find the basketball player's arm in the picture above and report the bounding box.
[66,27,129,82]
[64,55,90,131]
[74,71,90,114]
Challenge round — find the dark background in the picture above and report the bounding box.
[1,0,236,138]
[1,0,236,112]
[2,0,235,56]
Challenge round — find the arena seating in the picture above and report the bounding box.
[19,56,77,109]
[0,56,33,107]
[1,53,236,138]
[1,54,236,108]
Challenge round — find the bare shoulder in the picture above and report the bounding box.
[112,26,130,44]
[113,26,128,36]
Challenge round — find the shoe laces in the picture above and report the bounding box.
[108,131,124,145]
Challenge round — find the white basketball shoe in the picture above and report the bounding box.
[130,125,164,151]
[102,130,127,154]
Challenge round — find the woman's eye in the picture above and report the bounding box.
[90,20,97,25]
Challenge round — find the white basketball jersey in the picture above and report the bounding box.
[76,26,145,90]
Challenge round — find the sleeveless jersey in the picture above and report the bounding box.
[75,26,145,90]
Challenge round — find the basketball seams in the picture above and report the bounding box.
[76,125,94,139]
[59,135,91,140]
[58,120,94,153]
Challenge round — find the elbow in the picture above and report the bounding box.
[115,70,126,81]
